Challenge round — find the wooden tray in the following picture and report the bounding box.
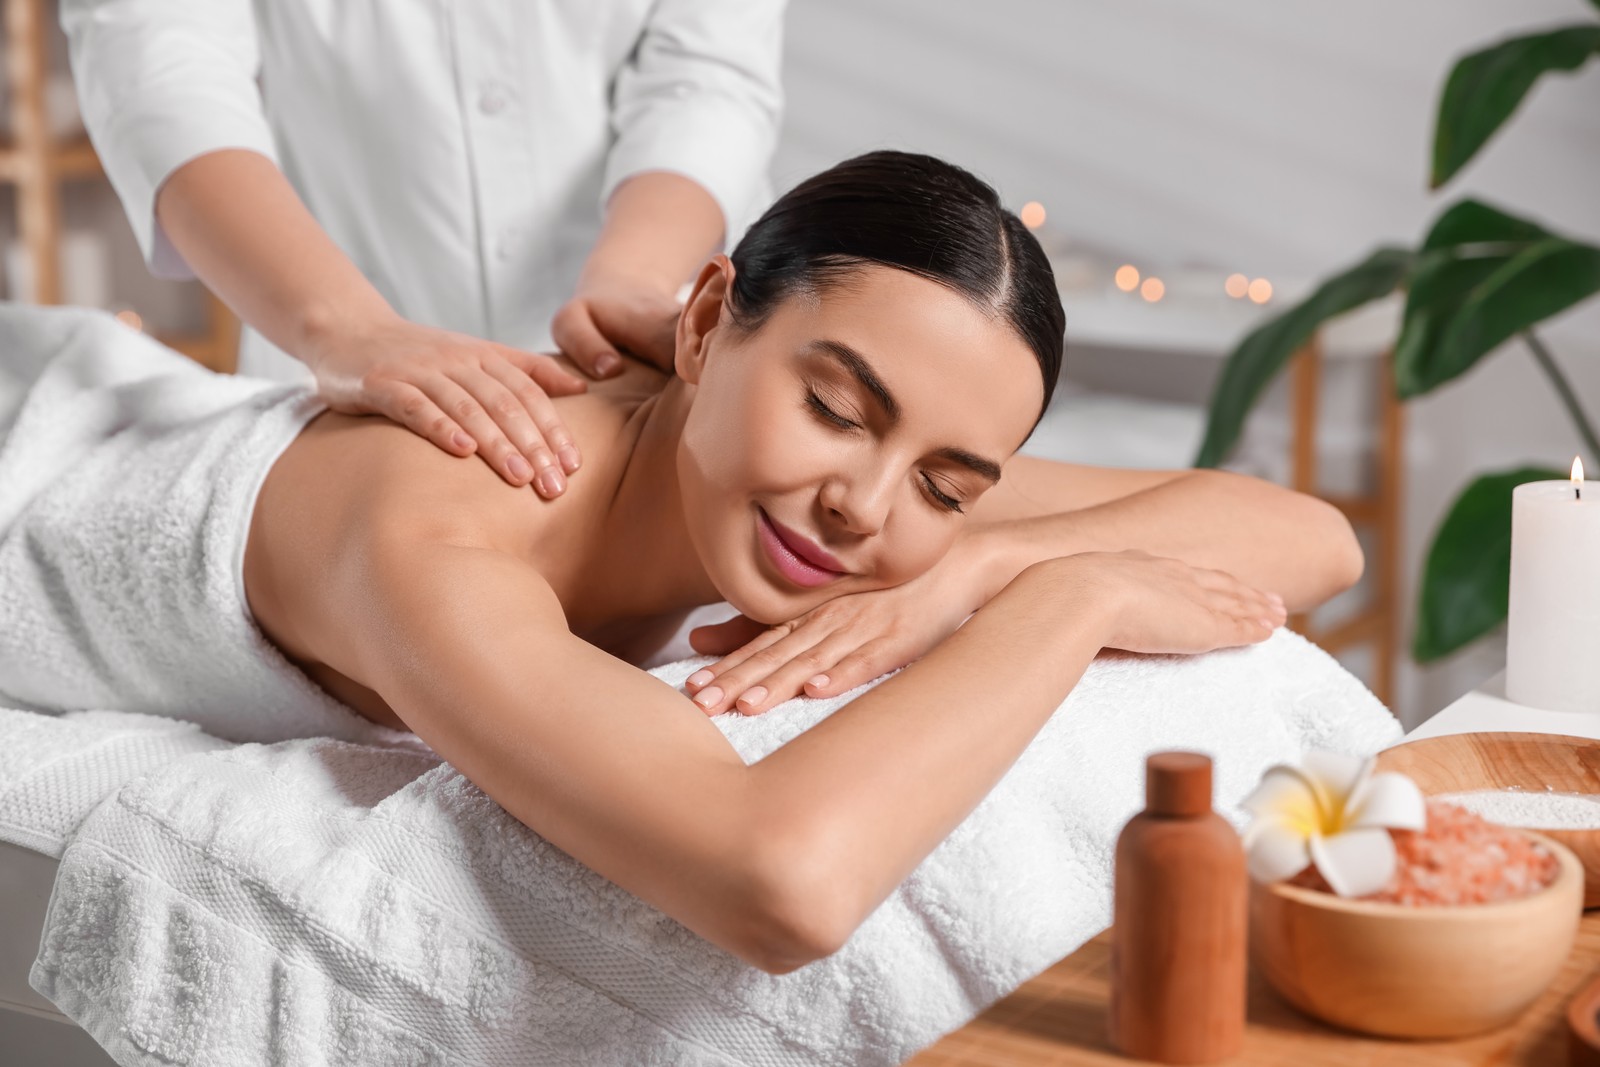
[1376,732,1600,908]
[907,911,1600,1065]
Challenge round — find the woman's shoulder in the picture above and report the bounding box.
[245,360,665,629]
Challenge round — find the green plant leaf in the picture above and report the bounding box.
[1192,247,1413,469]
[1394,199,1555,397]
[1432,24,1600,188]
[1398,234,1600,397]
[1416,198,1551,253]
[1413,466,1565,662]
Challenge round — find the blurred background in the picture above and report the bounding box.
[3,0,1597,728]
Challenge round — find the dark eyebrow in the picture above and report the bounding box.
[935,447,1003,485]
[811,339,899,423]
[808,339,1003,485]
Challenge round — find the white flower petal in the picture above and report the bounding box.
[1302,749,1371,815]
[1348,772,1427,833]
[1240,764,1318,817]
[1245,819,1313,884]
[1309,827,1397,898]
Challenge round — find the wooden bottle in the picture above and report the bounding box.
[1108,752,1247,1064]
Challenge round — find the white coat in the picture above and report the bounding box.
[62,0,786,382]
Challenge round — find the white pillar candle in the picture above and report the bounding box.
[1506,458,1600,714]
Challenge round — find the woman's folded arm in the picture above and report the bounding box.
[317,532,825,974]
[965,458,1364,613]
[305,518,1267,973]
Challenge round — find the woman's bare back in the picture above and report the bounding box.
[241,358,673,730]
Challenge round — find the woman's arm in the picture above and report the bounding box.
[298,519,1275,972]
[684,456,1355,715]
[965,457,1364,614]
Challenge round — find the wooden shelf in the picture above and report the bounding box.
[1,0,236,365]
[0,134,102,183]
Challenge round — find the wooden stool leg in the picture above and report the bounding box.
[1374,351,1403,710]
[1287,337,1322,636]
[5,0,62,305]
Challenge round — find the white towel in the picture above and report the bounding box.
[10,629,1400,1066]
[0,303,422,750]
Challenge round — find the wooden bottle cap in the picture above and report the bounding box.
[1146,751,1214,816]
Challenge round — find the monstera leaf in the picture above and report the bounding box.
[1193,247,1413,468]
[1432,23,1600,188]
[1412,466,1566,663]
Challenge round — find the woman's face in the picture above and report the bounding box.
[675,259,1045,625]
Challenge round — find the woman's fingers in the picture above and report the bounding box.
[723,633,901,714]
[685,620,796,694]
[1192,565,1285,627]
[688,625,833,716]
[800,638,896,700]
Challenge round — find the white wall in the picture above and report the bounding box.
[772,0,1600,726]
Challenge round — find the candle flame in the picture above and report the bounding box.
[1575,456,1586,483]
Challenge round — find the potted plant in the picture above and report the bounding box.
[1193,6,1600,665]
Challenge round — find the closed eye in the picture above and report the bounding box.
[805,390,859,431]
[922,474,964,513]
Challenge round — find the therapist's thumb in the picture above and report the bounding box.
[551,300,625,379]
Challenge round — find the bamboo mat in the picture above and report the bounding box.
[906,911,1600,1066]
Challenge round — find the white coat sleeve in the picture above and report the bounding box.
[59,0,280,279]
[602,0,787,248]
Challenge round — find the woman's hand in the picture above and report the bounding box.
[685,546,1290,717]
[682,532,1006,716]
[305,312,592,497]
[1038,549,1288,655]
[550,271,682,376]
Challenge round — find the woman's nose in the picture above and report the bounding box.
[819,467,894,537]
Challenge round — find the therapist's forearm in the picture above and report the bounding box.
[580,171,726,298]
[154,148,397,365]
[970,471,1365,613]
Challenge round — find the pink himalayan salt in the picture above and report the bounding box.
[1287,798,1560,906]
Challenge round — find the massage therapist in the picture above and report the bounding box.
[60,0,786,497]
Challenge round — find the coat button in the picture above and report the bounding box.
[478,79,512,115]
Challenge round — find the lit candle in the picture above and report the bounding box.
[1506,457,1600,713]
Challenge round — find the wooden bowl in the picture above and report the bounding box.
[1251,832,1583,1039]
[1376,732,1600,908]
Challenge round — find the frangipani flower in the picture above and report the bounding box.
[1242,749,1426,898]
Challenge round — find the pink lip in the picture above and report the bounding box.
[757,508,846,588]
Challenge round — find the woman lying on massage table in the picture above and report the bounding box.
[240,151,1361,976]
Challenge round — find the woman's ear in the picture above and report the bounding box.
[674,255,734,385]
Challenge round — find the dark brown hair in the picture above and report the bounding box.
[727,150,1065,428]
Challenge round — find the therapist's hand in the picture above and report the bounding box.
[550,272,682,376]
[304,312,590,497]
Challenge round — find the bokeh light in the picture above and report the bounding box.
[1225,273,1249,299]
[1248,278,1273,304]
[1140,277,1165,302]
[114,309,143,332]
[1019,201,1047,229]
[1114,265,1140,292]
